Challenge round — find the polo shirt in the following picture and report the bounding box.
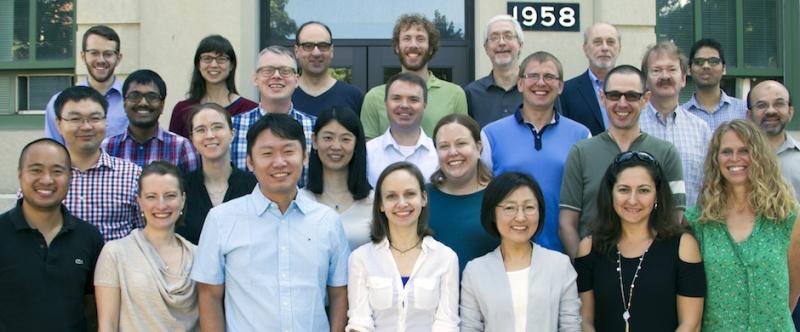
[191,186,350,332]
[102,127,199,174]
[559,131,687,236]
[777,133,800,200]
[682,90,747,132]
[464,71,522,127]
[0,200,104,332]
[360,72,467,139]
[365,127,438,187]
[44,78,127,145]
[291,80,364,117]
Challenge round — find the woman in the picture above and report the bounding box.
[169,35,257,138]
[427,114,496,273]
[575,151,705,331]
[461,172,581,332]
[685,119,800,331]
[347,162,459,332]
[95,161,198,331]
[176,103,256,244]
[302,107,373,250]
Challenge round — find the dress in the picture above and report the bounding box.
[685,206,798,331]
[574,234,705,332]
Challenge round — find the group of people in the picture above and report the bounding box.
[1,11,798,332]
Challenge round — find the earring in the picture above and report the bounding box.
[654,202,658,210]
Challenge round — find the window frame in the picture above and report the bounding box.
[0,0,77,70]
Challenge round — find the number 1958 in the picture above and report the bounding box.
[508,2,580,32]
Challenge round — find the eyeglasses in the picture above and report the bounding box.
[61,115,105,127]
[604,91,644,102]
[125,92,163,104]
[200,54,231,64]
[613,151,658,166]
[256,66,296,78]
[192,123,228,136]
[497,203,539,217]
[488,33,517,44]
[298,42,332,52]
[691,57,722,66]
[521,73,559,83]
[84,49,118,59]
[753,100,790,112]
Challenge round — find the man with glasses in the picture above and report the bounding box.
[291,21,363,117]
[682,38,747,131]
[45,25,127,145]
[103,69,199,173]
[558,65,686,259]
[481,52,590,253]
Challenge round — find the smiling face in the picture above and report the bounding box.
[646,52,686,100]
[602,72,650,131]
[190,108,234,162]
[495,186,540,245]
[385,79,426,131]
[518,60,563,111]
[56,99,107,154]
[395,24,431,72]
[313,120,355,172]
[295,23,333,77]
[124,81,164,129]
[18,143,70,211]
[748,81,795,137]
[690,47,725,89]
[199,51,232,85]
[138,173,185,231]
[81,34,121,84]
[717,130,751,187]
[253,51,298,102]
[583,23,620,72]
[484,20,521,68]
[612,166,657,226]
[247,129,306,201]
[435,122,482,184]
[379,169,427,230]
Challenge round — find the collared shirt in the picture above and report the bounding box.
[464,71,522,127]
[640,103,711,206]
[66,151,143,242]
[365,128,438,187]
[682,89,747,132]
[777,133,800,200]
[346,237,460,332]
[480,109,562,170]
[587,69,610,129]
[45,78,127,145]
[191,186,350,332]
[102,127,199,173]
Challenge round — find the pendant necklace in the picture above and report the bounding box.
[390,238,422,256]
[616,239,653,332]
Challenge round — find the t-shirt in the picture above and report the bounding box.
[291,80,364,117]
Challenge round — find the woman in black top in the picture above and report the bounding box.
[176,103,256,244]
[574,151,705,331]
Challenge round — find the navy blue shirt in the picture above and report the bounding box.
[291,80,364,117]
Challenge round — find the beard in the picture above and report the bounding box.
[398,50,432,72]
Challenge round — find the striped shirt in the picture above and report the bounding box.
[102,127,199,173]
[682,90,747,132]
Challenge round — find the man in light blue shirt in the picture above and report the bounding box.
[191,113,350,331]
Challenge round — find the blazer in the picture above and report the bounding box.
[460,244,581,332]
[561,70,605,136]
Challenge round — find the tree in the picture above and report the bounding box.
[269,0,297,40]
[433,10,463,40]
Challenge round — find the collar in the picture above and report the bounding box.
[426,71,443,89]
[778,133,800,154]
[514,106,559,126]
[79,77,123,97]
[686,89,735,111]
[645,102,681,123]
[250,184,310,216]
[375,235,435,253]
[122,126,166,144]
[257,103,297,117]
[378,127,434,152]
[587,68,602,85]
[10,199,77,232]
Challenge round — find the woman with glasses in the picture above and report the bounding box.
[685,120,800,331]
[169,35,257,138]
[575,151,705,332]
[461,172,581,332]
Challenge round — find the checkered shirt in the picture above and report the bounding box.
[682,90,748,132]
[102,127,199,173]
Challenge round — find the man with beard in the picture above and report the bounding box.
[682,38,747,131]
[360,14,467,140]
[639,41,711,206]
[291,21,363,117]
[103,70,198,173]
[561,22,621,136]
[45,25,128,145]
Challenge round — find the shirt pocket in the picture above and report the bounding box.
[413,276,440,310]
[367,276,393,311]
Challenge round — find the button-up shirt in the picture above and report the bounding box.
[45,78,127,145]
[365,128,438,187]
[640,103,711,206]
[777,133,800,200]
[587,69,610,129]
[102,127,199,173]
[191,186,350,332]
[464,72,522,127]
[682,90,747,132]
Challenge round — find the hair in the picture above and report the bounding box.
[603,64,646,92]
[483,14,524,46]
[122,69,167,99]
[18,138,72,171]
[307,107,371,200]
[480,172,546,240]
[138,160,186,226]
[689,38,725,65]
[186,103,233,136]
[746,80,793,110]
[392,13,440,60]
[256,45,297,70]
[82,25,120,52]
[296,21,333,42]
[430,114,492,186]
[384,71,428,103]
[697,119,797,223]
[582,22,621,45]
[54,86,109,118]
[519,51,563,80]
[592,152,681,255]
[641,41,689,77]
[246,113,306,157]
[187,35,239,102]
[371,162,434,243]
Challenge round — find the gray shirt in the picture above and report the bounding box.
[778,133,800,200]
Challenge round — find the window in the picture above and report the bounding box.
[16,75,73,113]
[0,0,76,69]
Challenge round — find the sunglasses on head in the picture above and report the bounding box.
[613,151,658,166]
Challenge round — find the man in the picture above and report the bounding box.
[682,38,747,131]
[465,15,524,127]
[192,113,349,332]
[103,69,199,173]
[366,72,438,186]
[0,138,104,331]
[481,52,591,253]
[292,21,364,117]
[561,22,621,136]
[558,65,686,258]
[639,41,711,207]
[55,86,142,242]
[361,13,467,139]
[45,25,128,145]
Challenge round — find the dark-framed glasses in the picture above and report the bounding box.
[691,57,722,66]
[604,91,644,102]
[199,54,231,64]
[125,92,163,104]
[298,42,332,52]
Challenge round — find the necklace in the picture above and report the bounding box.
[616,239,653,332]
[321,190,351,211]
[390,238,422,256]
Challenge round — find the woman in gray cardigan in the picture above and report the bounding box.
[460,172,581,331]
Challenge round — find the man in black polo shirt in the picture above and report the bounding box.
[0,138,104,332]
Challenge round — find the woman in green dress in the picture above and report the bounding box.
[685,119,800,330]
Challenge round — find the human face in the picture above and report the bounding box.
[294,24,333,77]
[81,34,121,84]
[246,129,306,201]
[138,174,185,231]
[313,120,356,172]
[253,52,298,102]
[646,52,686,100]
[190,108,234,162]
[435,123,481,184]
[379,169,427,230]
[748,81,795,137]
[495,186,539,245]
[612,166,657,226]
[18,143,70,211]
[717,130,751,187]
[386,80,426,131]
[395,24,431,72]
[583,23,620,72]
[124,81,164,129]
[484,20,521,67]
[518,60,563,111]
[602,73,650,130]
[56,99,106,154]
[690,47,725,89]
[199,51,232,85]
